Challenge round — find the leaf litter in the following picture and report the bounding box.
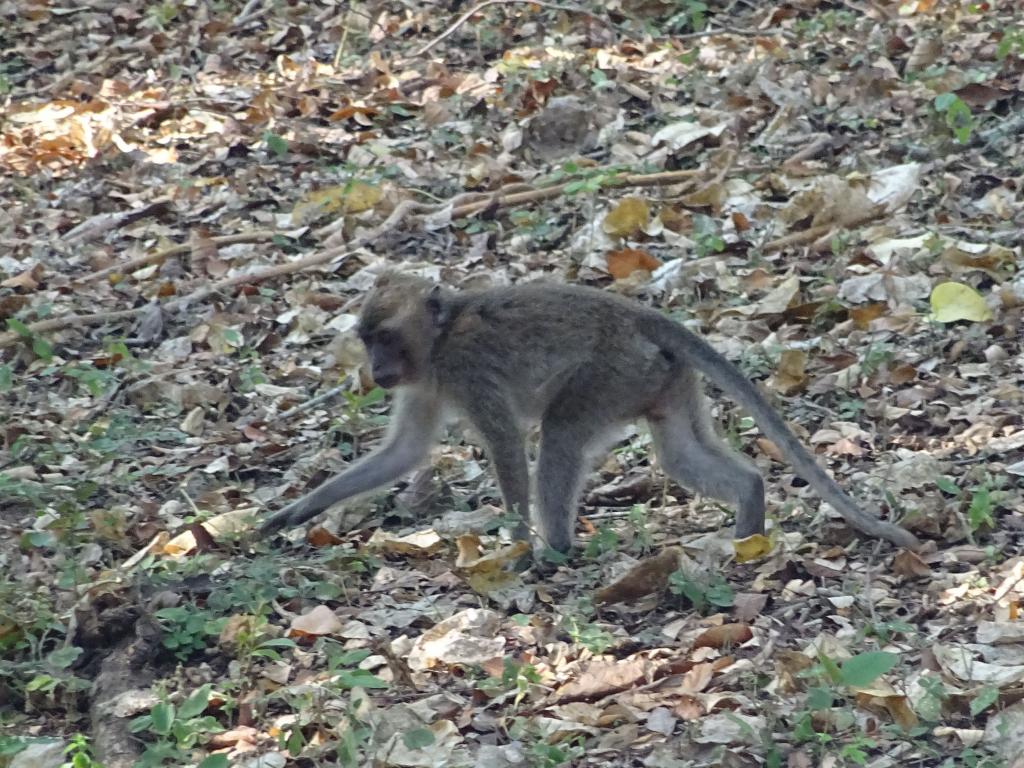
[1,1,1024,766]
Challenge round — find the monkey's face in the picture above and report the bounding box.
[357,275,442,388]
[360,324,410,389]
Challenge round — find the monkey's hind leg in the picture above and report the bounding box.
[535,410,615,553]
[648,387,766,540]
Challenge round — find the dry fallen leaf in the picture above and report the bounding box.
[606,248,661,280]
[691,623,753,651]
[595,546,681,605]
[603,198,650,238]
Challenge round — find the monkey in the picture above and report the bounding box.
[259,272,920,553]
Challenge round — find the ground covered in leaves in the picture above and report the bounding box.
[2,1,1024,766]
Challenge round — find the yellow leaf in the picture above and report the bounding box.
[734,534,772,563]
[929,281,992,323]
[603,197,649,237]
[292,182,383,224]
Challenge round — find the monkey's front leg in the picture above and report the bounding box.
[260,389,441,533]
[463,397,531,546]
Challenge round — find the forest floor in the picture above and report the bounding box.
[2,1,1024,766]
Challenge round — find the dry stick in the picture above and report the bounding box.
[413,0,612,57]
[761,205,887,253]
[450,169,702,219]
[2,172,709,350]
[274,379,352,422]
[81,230,279,285]
[0,204,418,351]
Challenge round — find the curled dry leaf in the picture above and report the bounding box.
[606,248,661,280]
[366,528,444,557]
[603,198,650,238]
[407,608,505,672]
[595,546,681,605]
[892,549,932,579]
[288,605,343,640]
[733,534,772,564]
[691,623,753,651]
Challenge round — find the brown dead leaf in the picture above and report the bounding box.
[595,546,681,605]
[1,264,44,291]
[732,592,769,623]
[552,655,662,703]
[288,605,342,640]
[692,623,753,651]
[606,248,661,280]
[672,694,704,720]
[307,526,344,547]
[854,687,919,730]
[770,349,808,395]
[849,302,888,329]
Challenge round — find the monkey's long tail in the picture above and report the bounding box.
[643,314,920,550]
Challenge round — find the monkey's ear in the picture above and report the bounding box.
[425,285,451,326]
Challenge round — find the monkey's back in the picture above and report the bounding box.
[434,283,680,423]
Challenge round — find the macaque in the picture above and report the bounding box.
[260,273,919,552]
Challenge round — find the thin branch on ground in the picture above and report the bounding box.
[413,0,613,57]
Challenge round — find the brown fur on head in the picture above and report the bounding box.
[357,273,452,388]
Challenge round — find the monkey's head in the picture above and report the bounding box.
[357,273,452,389]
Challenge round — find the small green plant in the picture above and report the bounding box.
[529,737,586,768]
[627,504,654,554]
[480,657,542,707]
[61,734,102,768]
[996,28,1024,59]
[935,476,1000,535]
[967,484,995,531]
[322,641,389,689]
[263,131,289,157]
[860,342,894,378]
[933,93,976,144]
[583,526,619,558]
[130,684,226,768]
[665,0,708,32]
[329,386,388,457]
[562,615,614,654]
[508,717,586,767]
[153,605,222,660]
[668,568,734,613]
[692,214,726,257]
[5,318,53,361]
[144,1,179,29]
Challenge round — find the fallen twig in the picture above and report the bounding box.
[413,0,612,57]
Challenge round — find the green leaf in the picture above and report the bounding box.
[178,684,212,720]
[198,755,229,768]
[46,645,83,669]
[933,92,957,111]
[705,581,735,607]
[32,336,53,361]
[839,651,898,687]
[402,728,436,750]
[806,685,835,710]
[335,669,389,689]
[150,702,175,735]
[935,476,959,495]
[969,685,999,716]
[264,132,288,157]
[818,653,843,685]
[6,318,31,338]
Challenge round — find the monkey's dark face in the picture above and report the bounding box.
[358,276,442,388]
[360,324,410,389]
